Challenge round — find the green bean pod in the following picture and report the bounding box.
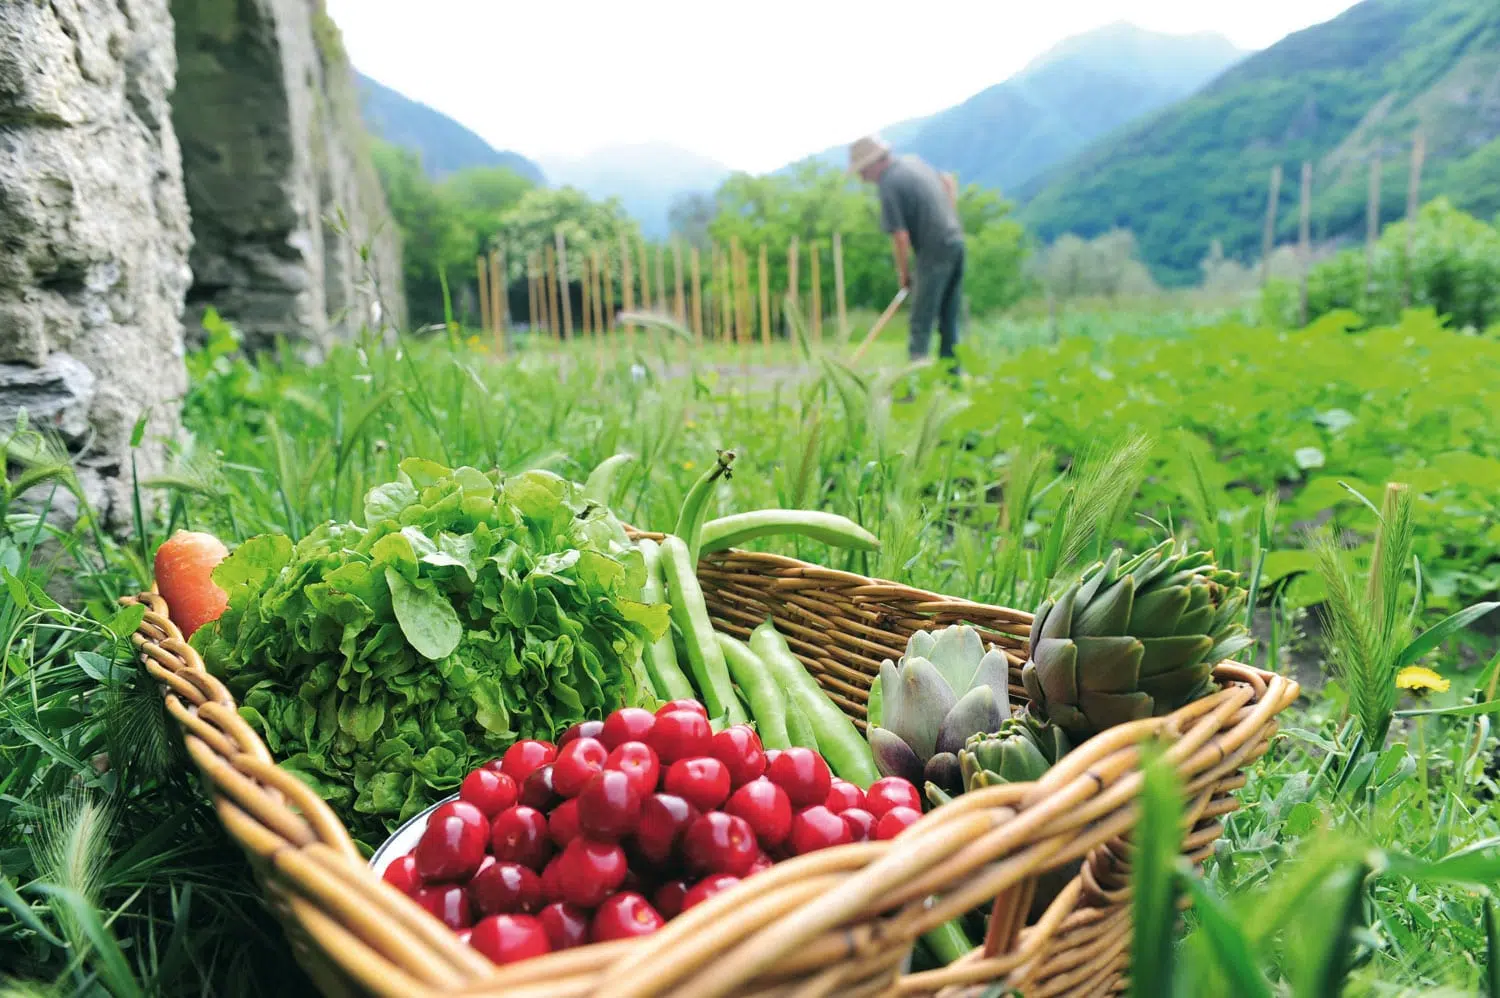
[674,450,735,564]
[784,693,819,751]
[750,618,881,787]
[714,633,792,749]
[659,534,748,725]
[699,510,880,555]
[637,537,696,701]
[583,452,634,505]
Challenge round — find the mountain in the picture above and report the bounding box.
[786,23,1244,192]
[355,72,544,183]
[541,143,732,238]
[1018,0,1500,284]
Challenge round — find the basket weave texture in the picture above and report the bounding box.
[126,546,1297,998]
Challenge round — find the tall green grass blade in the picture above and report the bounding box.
[1177,871,1273,998]
[1130,743,1180,998]
[29,884,144,998]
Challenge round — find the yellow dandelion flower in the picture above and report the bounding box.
[1396,666,1449,695]
[683,461,696,471]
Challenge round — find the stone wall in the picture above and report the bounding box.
[171,0,404,353]
[0,0,403,531]
[0,0,192,528]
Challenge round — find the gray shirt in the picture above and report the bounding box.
[877,155,963,257]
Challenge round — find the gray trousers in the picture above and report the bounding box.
[907,241,965,361]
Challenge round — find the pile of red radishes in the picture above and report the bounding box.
[380,699,923,966]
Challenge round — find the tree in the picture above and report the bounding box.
[497,187,641,286]
[667,192,716,252]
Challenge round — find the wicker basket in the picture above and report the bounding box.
[125,546,1298,998]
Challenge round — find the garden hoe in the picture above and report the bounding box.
[849,287,909,364]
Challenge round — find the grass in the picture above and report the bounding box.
[3,300,1500,995]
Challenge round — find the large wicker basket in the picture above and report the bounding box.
[125,546,1298,998]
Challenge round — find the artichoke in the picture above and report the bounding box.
[866,625,1011,795]
[959,714,1071,790]
[1021,540,1253,741]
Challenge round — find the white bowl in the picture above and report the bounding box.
[368,793,458,877]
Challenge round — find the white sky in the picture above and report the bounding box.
[327,0,1362,174]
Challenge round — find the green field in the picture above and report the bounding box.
[4,297,1500,996]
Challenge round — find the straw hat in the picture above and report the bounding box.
[848,135,891,175]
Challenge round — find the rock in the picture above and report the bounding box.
[0,0,192,531]
[171,0,405,352]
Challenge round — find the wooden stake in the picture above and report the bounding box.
[1365,155,1382,304]
[476,255,491,334]
[534,255,546,333]
[737,242,752,352]
[654,245,668,313]
[1404,130,1426,309]
[581,253,594,339]
[1297,161,1312,325]
[637,238,653,315]
[690,246,704,343]
[1260,164,1282,288]
[832,232,848,342]
[729,237,744,347]
[809,240,822,343]
[543,244,559,339]
[490,248,506,351]
[787,237,800,314]
[758,244,771,358]
[717,246,731,341]
[672,240,686,323]
[618,233,635,330]
[602,249,616,334]
[554,229,573,341]
[591,249,606,339]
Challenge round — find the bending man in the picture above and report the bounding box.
[849,135,965,365]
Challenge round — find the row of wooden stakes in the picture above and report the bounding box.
[473,231,852,352]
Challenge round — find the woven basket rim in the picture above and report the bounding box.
[126,543,1300,998]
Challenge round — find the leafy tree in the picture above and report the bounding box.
[496,187,641,286]
[1034,229,1157,301]
[667,192,716,253]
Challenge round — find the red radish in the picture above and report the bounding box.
[824,781,865,814]
[604,741,660,798]
[648,710,713,763]
[490,806,553,871]
[601,707,656,748]
[552,737,608,797]
[414,801,488,882]
[710,725,766,787]
[381,854,422,896]
[682,874,740,911]
[767,748,832,809]
[539,902,590,950]
[499,741,556,784]
[577,770,642,839]
[548,799,583,848]
[840,807,876,842]
[787,805,852,855]
[864,777,921,819]
[558,720,604,747]
[591,892,664,941]
[518,764,561,811]
[415,884,472,930]
[634,793,701,866]
[656,699,708,719]
[469,914,551,965]
[682,812,758,876]
[553,838,627,907]
[153,531,229,638]
[456,929,472,946]
[724,778,792,849]
[663,757,731,811]
[875,806,921,840]
[460,768,518,818]
[469,861,544,916]
[653,879,692,919]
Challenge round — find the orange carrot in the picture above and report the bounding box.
[154,530,229,638]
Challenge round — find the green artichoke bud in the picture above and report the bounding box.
[867,625,1010,796]
[1021,539,1253,742]
[958,713,1071,792]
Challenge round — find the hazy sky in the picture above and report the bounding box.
[327,0,1361,174]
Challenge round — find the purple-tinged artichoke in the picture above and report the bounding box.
[866,625,1011,796]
